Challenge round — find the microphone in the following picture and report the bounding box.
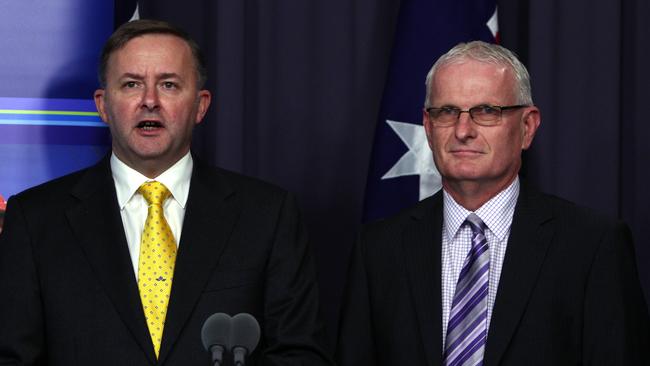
[230,313,261,366]
[201,313,232,366]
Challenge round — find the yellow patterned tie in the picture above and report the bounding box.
[137,181,177,358]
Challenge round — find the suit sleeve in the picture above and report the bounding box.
[336,229,378,366]
[0,197,45,365]
[260,192,335,365]
[582,221,650,365]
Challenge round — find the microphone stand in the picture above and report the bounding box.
[233,346,248,366]
[210,344,225,366]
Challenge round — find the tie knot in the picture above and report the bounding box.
[465,213,486,234]
[138,181,171,206]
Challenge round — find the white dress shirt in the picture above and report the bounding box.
[441,177,520,347]
[110,152,193,278]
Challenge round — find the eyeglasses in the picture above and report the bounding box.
[425,104,529,127]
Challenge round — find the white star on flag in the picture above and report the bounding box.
[487,8,498,38]
[130,2,140,21]
[381,120,442,200]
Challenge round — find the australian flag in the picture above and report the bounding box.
[363,0,499,222]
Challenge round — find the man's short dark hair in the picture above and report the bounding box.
[98,19,207,89]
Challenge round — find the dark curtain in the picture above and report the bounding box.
[499,0,650,309]
[136,0,401,341]
[118,0,650,342]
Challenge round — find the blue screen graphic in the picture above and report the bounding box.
[0,1,113,200]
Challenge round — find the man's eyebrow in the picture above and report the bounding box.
[118,72,181,80]
[159,73,181,80]
[120,72,144,80]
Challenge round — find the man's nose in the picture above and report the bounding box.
[454,111,478,140]
[141,85,160,111]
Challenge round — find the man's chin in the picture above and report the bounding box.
[439,164,485,180]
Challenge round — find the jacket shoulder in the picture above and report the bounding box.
[361,192,442,244]
[10,167,92,207]
[215,167,287,198]
[195,164,293,214]
[532,189,625,232]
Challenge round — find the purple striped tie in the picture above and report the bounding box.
[444,213,489,366]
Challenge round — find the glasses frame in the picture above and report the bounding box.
[425,104,530,127]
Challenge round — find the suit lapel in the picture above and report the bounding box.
[483,184,554,366]
[402,193,444,366]
[158,161,240,363]
[66,157,157,364]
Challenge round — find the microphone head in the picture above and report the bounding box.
[230,313,261,354]
[201,313,232,351]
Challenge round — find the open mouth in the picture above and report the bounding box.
[137,121,163,130]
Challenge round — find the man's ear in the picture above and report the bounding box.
[94,89,109,123]
[423,108,435,151]
[521,106,541,150]
[194,90,211,125]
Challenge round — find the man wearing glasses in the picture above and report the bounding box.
[337,41,650,365]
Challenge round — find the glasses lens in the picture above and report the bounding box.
[471,105,501,123]
[430,107,459,125]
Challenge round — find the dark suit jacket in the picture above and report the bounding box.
[0,156,333,366]
[337,183,650,365]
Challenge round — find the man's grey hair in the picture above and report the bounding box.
[423,41,533,108]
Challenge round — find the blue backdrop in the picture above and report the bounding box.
[0,1,113,200]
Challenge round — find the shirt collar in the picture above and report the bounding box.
[110,152,193,209]
[443,177,520,243]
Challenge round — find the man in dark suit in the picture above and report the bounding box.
[337,41,650,365]
[0,19,333,365]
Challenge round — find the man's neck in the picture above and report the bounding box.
[113,153,188,179]
[442,175,518,211]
